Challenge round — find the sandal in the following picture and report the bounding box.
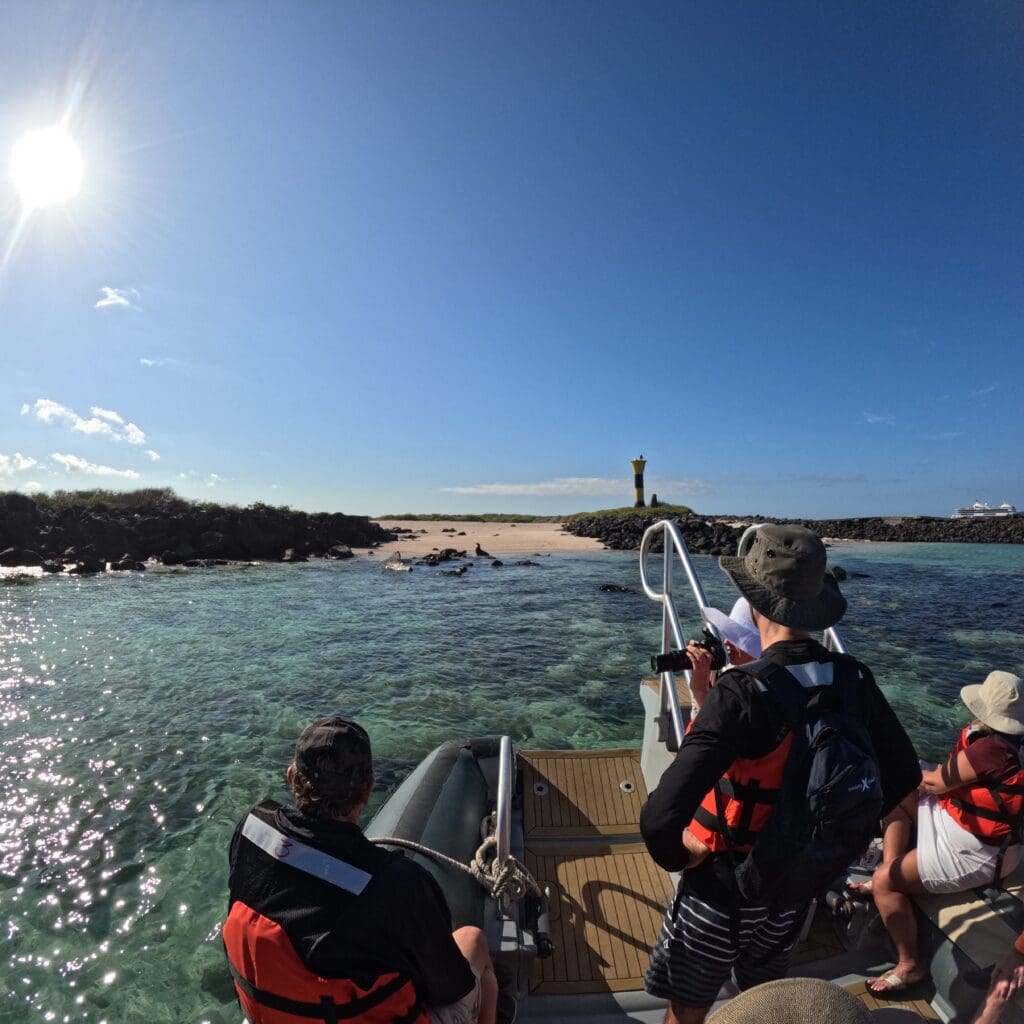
[868,968,926,996]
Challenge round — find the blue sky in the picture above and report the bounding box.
[1,2,1020,517]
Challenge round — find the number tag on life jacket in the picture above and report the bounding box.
[241,814,372,895]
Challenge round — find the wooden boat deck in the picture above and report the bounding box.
[520,748,672,994]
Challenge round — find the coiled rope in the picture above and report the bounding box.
[372,834,542,903]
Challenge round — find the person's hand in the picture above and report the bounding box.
[990,948,1024,1001]
[725,640,754,666]
[682,828,711,870]
[687,641,715,704]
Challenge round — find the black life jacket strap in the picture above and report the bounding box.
[227,958,415,1023]
[716,776,781,804]
[949,797,1020,829]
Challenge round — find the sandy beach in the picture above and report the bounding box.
[363,520,605,558]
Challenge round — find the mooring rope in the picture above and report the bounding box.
[372,834,542,903]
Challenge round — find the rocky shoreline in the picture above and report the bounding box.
[562,511,1024,552]
[0,493,393,573]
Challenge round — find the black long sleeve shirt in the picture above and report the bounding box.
[640,639,922,879]
[228,801,475,1008]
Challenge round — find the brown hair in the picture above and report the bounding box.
[288,759,373,820]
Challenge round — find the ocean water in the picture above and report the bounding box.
[1,543,1022,1022]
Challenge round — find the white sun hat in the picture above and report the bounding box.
[961,671,1024,736]
[700,596,762,659]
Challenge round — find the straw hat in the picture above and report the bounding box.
[708,978,872,1024]
[961,671,1024,736]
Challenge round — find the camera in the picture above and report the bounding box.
[650,631,727,674]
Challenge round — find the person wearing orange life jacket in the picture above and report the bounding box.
[640,525,920,1024]
[855,671,1024,997]
[224,716,498,1024]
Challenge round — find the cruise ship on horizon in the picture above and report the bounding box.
[951,500,1018,518]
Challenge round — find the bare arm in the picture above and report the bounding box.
[919,749,979,795]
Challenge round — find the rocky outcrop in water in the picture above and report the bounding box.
[0,492,393,566]
[562,510,1024,550]
[563,513,744,553]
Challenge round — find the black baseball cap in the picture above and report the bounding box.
[294,716,372,780]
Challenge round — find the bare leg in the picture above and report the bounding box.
[881,793,918,865]
[452,926,498,1024]
[868,850,930,992]
[665,1001,712,1024]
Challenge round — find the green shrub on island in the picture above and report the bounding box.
[375,512,561,523]
[562,503,694,524]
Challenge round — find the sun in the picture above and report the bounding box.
[11,126,84,211]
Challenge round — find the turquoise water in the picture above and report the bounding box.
[1,544,1022,1022]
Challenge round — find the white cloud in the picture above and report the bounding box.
[139,356,187,370]
[95,286,139,310]
[442,475,711,497]
[145,449,160,461]
[0,452,38,477]
[33,398,77,425]
[206,473,221,487]
[51,453,140,480]
[91,406,124,424]
[20,403,29,415]
[28,398,147,446]
[862,411,895,426]
[19,480,42,494]
[970,384,997,398]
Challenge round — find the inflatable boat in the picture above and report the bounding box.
[364,521,1024,1024]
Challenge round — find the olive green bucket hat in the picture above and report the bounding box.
[719,524,847,631]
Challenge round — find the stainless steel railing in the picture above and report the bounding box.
[639,520,720,750]
[495,735,513,913]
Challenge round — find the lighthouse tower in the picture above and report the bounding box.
[630,456,647,508]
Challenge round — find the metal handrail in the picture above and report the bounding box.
[639,520,721,750]
[495,735,513,912]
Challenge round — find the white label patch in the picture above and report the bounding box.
[241,814,372,895]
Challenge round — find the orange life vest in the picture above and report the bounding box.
[224,809,429,1024]
[223,902,426,1024]
[688,731,794,853]
[939,726,1024,846]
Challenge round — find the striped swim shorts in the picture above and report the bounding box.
[644,885,807,1009]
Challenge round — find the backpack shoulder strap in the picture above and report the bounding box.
[732,657,811,731]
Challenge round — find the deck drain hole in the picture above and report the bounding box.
[533,782,549,796]
[620,780,636,794]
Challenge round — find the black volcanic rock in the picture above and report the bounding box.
[0,547,42,567]
[563,511,1024,550]
[0,493,41,547]
[0,492,394,565]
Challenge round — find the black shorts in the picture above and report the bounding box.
[644,884,807,1009]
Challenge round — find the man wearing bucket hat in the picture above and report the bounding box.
[855,670,1024,995]
[223,716,498,1024]
[640,525,921,1024]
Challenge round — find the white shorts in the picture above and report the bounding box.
[429,966,481,1024]
[916,791,1019,893]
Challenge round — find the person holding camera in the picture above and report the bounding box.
[639,525,920,1024]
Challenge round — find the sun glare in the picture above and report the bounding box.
[11,126,84,210]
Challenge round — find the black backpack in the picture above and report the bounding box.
[722,656,883,909]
